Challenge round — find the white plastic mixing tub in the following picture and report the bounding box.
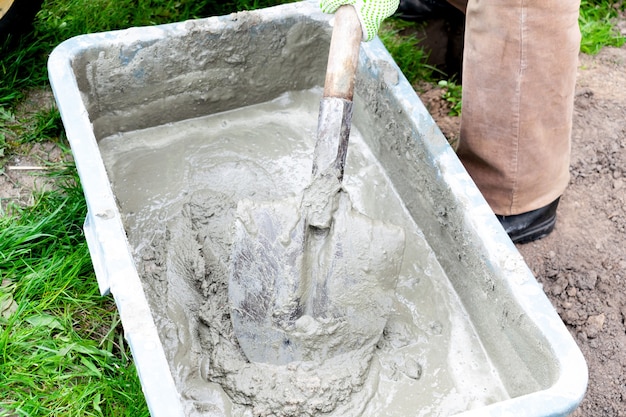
[48,1,587,416]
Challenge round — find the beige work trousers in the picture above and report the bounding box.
[450,0,581,215]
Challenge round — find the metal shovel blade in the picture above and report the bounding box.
[229,191,405,365]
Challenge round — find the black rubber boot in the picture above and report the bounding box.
[497,198,560,244]
[395,0,459,21]
[0,0,44,39]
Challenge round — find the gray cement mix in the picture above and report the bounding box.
[99,88,509,416]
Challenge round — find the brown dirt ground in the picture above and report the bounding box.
[1,39,624,417]
[525,45,626,417]
[0,89,67,212]
[420,44,626,416]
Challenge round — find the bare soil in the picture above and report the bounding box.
[1,43,625,417]
[524,46,626,417]
[0,89,66,212]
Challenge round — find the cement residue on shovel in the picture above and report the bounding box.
[228,5,405,371]
[230,189,404,365]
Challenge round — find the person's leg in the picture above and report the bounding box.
[456,0,580,218]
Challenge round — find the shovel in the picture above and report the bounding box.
[228,5,405,366]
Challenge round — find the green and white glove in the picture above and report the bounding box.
[320,0,399,41]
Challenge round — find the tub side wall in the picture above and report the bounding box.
[71,12,331,140]
[48,37,188,417]
[352,44,557,398]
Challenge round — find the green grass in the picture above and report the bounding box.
[0,106,63,149]
[23,107,64,143]
[579,0,625,54]
[0,108,15,160]
[379,19,441,85]
[437,79,462,116]
[380,18,462,117]
[0,166,149,416]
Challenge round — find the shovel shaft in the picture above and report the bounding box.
[311,97,352,181]
[312,5,361,183]
[323,5,362,100]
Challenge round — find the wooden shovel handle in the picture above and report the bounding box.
[323,5,362,100]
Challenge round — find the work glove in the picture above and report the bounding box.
[320,0,400,41]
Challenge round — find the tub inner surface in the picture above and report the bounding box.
[99,87,510,416]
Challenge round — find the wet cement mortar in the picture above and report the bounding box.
[101,88,508,416]
[137,191,380,417]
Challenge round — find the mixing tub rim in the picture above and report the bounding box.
[47,1,587,416]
